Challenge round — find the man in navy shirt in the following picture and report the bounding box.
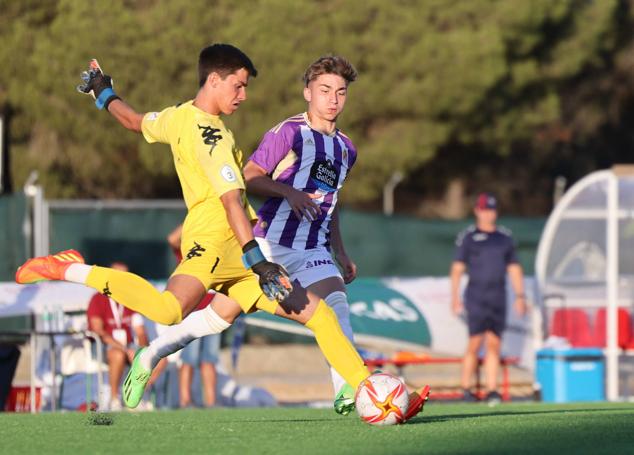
[450,193,526,404]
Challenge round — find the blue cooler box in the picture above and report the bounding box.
[536,348,605,402]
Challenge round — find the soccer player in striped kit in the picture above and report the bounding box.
[243,55,428,417]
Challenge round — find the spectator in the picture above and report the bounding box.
[450,193,526,404]
[87,261,149,411]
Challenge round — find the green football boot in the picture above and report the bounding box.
[334,383,356,416]
[123,348,151,409]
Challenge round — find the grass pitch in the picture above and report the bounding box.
[1,402,633,454]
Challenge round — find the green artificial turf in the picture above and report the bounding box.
[1,402,633,454]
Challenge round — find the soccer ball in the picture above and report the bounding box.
[355,373,409,425]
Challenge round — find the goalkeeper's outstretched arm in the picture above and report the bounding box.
[106,99,144,133]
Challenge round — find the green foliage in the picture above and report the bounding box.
[0,0,629,207]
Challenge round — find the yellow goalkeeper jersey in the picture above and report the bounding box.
[141,100,256,239]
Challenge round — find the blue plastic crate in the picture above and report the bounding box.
[536,348,605,402]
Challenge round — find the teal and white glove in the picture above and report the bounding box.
[77,59,120,110]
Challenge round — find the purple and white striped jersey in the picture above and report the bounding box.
[249,113,357,250]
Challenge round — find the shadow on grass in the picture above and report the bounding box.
[405,406,633,425]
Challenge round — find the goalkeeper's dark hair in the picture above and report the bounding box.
[198,44,258,87]
[302,55,357,87]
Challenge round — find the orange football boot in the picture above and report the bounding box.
[402,385,431,423]
[15,249,85,284]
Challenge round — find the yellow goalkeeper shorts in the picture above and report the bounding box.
[173,234,277,314]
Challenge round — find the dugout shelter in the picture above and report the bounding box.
[535,165,634,401]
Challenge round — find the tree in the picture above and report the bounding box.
[0,0,631,216]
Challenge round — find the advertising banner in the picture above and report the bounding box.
[0,277,535,368]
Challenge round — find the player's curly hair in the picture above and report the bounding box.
[302,55,357,87]
[198,44,258,87]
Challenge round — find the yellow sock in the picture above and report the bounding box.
[86,266,182,325]
[305,300,369,390]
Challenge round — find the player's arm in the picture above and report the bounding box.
[77,59,144,132]
[107,99,144,132]
[507,263,526,316]
[451,231,470,316]
[244,161,320,221]
[450,261,466,315]
[243,161,292,198]
[220,189,258,248]
[88,316,126,352]
[329,206,357,284]
[219,189,292,302]
[505,236,526,316]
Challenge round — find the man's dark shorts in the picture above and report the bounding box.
[465,293,506,337]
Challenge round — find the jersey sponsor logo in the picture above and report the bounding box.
[305,258,334,269]
[186,241,206,260]
[197,124,223,154]
[310,159,339,192]
[342,148,348,162]
[146,112,159,121]
[304,137,314,146]
[102,282,112,297]
[220,165,237,182]
[473,233,488,242]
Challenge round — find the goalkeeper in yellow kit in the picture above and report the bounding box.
[15,44,428,420]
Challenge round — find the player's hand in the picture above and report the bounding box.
[242,240,292,302]
[514,296,527,317]
[252,260,293,302]
[452,297,464,316]
[77,59,119,110]
[285,188,321,221]
[336,252,357,284]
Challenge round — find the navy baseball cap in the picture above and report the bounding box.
[475,193,497,210]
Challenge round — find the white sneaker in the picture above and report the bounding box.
[109,398,123,412]
[137,400,155,412]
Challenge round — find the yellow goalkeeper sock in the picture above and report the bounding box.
[305,300,369,390]
[86,266,182,325]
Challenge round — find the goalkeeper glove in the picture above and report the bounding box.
[77,59,120,110]
[242,240,293,302]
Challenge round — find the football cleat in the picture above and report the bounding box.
[123,348,152,409]
[15,249,85,284]
[402,385,431,423]
[334,383,356,416]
